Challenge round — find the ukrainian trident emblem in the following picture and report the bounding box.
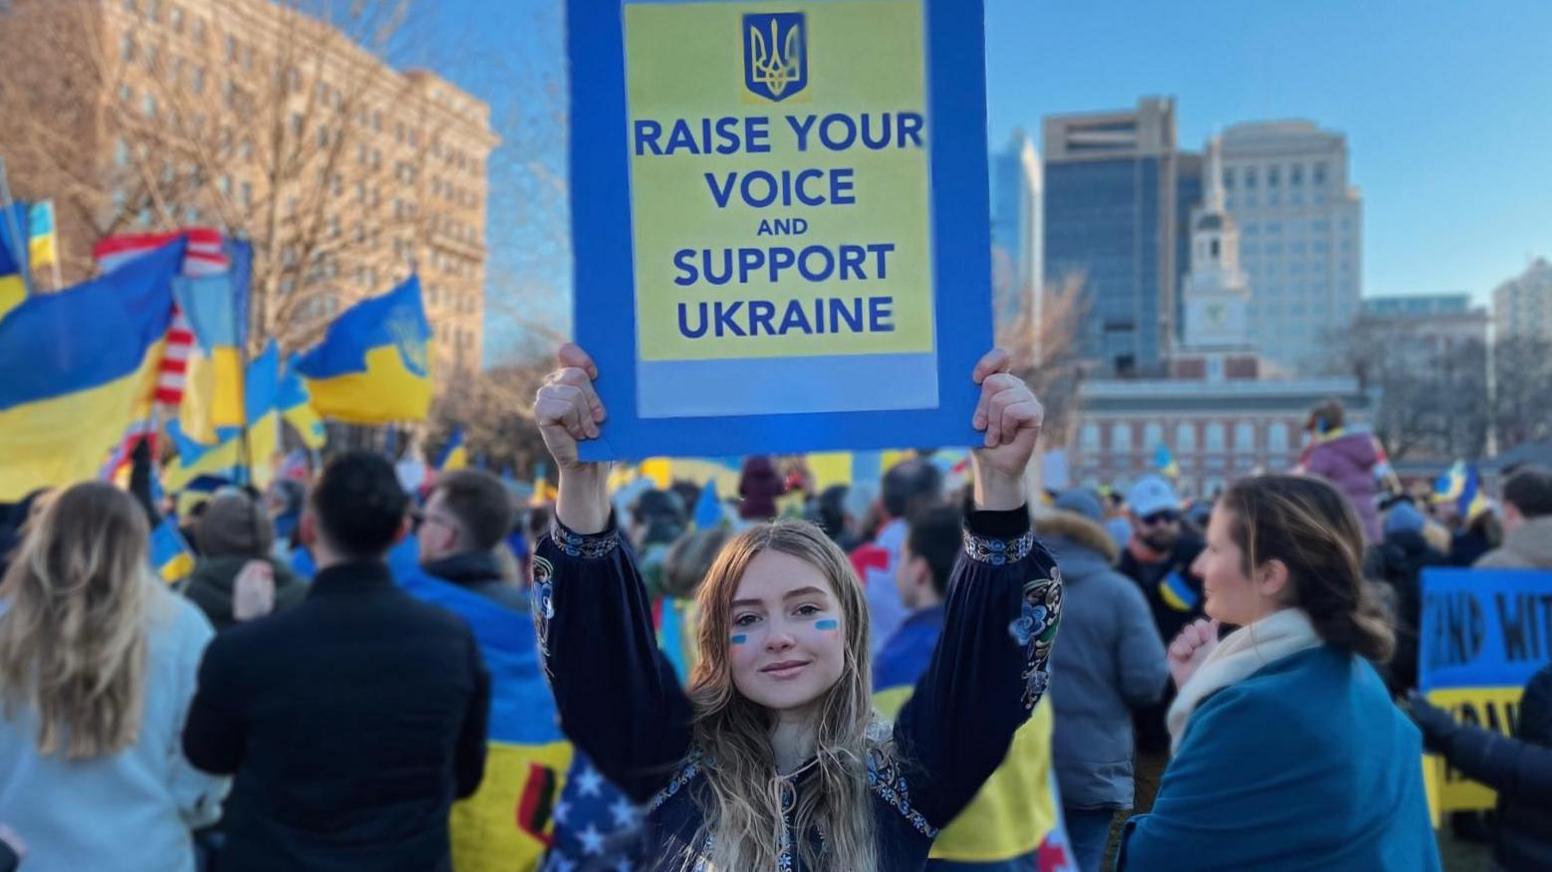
[743,13,807,102]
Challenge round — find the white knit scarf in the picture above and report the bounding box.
[1166,608,1322,754]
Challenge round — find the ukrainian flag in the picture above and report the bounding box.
[1158,569,1201,612]
[1434,460,1489,521]
[0,201,29,320]
[175,240,251,441]
[1155,443,1181,479]
[277,357,327,450]
[150,516,196,583]
[395,556,571,872]
[0,239,184,500]
[295,276,432,424]
[27,200,56,269]
[437,426,468,472]
[163,343,282,492]
[873,615,1063,864]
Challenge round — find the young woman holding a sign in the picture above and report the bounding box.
[531,344,1059,871]
[1118,475,1441,870]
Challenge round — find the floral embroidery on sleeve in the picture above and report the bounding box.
[1009,569,1062,710]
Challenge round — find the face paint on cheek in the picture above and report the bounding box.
[730,634,748,645]
[815,619,840,632]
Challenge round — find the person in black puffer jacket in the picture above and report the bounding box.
[1373,500,1446,696]
[1408,664,1552,871]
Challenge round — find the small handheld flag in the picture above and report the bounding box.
[150,517,195,583]
[437,427,469,472]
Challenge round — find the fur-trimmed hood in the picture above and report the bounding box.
[1035,510,1120,565]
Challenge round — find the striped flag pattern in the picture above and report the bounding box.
[92,229,230,474]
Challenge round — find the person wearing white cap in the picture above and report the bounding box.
[1115,474,1205,811]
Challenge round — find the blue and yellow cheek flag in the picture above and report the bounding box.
[174,240,251,442]
[0,201,30,320]
[394,550,571,872]
[163,342,283,492]
[437,426,468,472]
[149,516,195,583]
[294,276,433,424]
[0,239,184,501]
[277,356,327,451]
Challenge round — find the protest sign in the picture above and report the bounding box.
[1418,567,1552,813]
[569,0,993,460]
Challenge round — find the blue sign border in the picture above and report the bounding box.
[568,0,993,461]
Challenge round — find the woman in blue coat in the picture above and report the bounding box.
[1120,475,1440,871]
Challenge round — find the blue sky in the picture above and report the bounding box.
[419,1,1552,357]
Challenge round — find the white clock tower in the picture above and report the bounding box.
[1181,136,1252,351]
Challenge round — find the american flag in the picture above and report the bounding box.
[542,754,644,872]
[92,228,229,475]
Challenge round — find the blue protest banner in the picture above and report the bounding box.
[1418,567,1552,813]
[568,0,993,460]
[1419,568,1552,693]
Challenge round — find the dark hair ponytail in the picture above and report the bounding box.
[1224,475,1395,663]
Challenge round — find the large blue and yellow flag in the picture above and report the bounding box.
[163,342,282,492]
[149,516,196,583]
[174,240,251,441]
[437,426,468,472]
[393,548,571,872]
[295,276,432,424]
[0,239,184,500]
[0,201,29,320]
[277,356,326,451]
[873,608,1066,866]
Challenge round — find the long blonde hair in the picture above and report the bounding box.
[685,519,879,871]
[0,482,155,758]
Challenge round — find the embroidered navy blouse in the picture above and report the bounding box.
[533,507,1061,871]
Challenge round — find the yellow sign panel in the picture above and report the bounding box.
[623,1,934,362]
[1422,685,1523,814]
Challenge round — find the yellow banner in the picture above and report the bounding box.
[1421,685,1523,816]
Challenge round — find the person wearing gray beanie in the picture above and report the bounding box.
[182,492,307,631]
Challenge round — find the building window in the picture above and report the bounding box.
[1171,422,1194,453]
[1205,423,1226,452]
[1268,165,1280,188]
[114,137,130,167]
[1244,167,1257,189]
[225,34,237,62]
[192,65,205,94]
[142,93,157,118]
[192,17,206,42]
[1081,423,1100,453]
[121,33,136,62]
[1290,164,1303,186]
[239,181,252,207]
[1234,422,1256,453]
[1313,162,1327,185]
[1269,423,1291,452]
[1110,423,1133,453]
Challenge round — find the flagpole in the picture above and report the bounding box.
[0,156,34,297]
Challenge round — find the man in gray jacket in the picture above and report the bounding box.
[1041,488,1169,872]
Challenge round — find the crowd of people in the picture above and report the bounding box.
[0,351,1548,870]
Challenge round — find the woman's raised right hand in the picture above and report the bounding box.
[534,343,607,471]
